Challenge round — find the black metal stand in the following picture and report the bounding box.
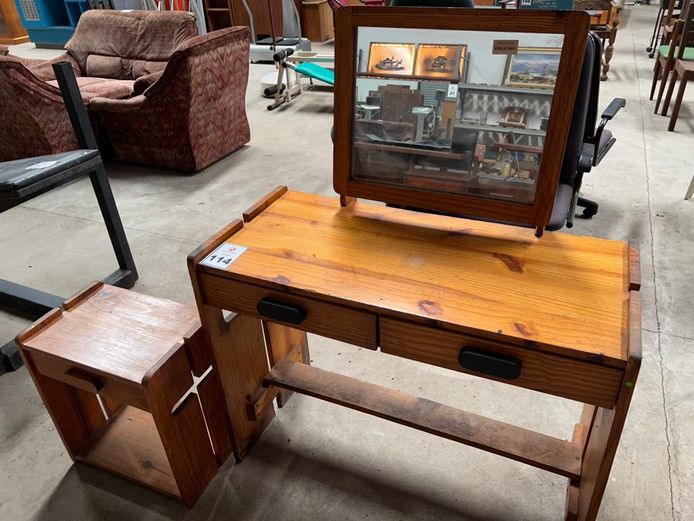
[647,6,665,57]
[1,62,138,374]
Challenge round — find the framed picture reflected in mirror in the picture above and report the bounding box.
[367,43,416,77]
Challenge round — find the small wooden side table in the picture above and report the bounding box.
[17,282,231,507]
[189,187,641,521]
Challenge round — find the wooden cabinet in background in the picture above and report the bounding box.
[0,0,29,45]
[204,0,283,37]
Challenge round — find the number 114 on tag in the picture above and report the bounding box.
[201,243,247,269]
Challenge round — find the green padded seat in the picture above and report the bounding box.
[295,62,335,86]
[658,45,694,60]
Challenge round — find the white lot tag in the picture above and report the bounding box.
[447,84,458,98]
[201,243,247,269]
[26,161,59,170]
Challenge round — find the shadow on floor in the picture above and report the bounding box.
[30,438,530,521]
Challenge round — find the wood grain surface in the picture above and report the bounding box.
[19,285,200,384]
[265,357,582,480]
[380,317,623,408]
[76,405,180,499]
[199,191,634,367]
[200,274,378,349]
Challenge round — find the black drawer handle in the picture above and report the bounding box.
[458,348,522,380]
[257,299,306,325]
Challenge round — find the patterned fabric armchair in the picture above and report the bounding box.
[0,58,78,162]
[89,27,251,173]
[2,11,250,171]
[0,10,197,162]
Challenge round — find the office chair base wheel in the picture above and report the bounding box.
[582,208,598,218]
[648,53,655,59]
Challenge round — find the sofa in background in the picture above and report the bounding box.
[90,27,251,173]
[0,10,251,173]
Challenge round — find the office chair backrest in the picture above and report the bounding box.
[558,33,601,187]
[389,0,475,7]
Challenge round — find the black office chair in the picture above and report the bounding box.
[0,62,138,373]
[547,32,624,230]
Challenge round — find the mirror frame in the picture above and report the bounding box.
[333,7,590,236]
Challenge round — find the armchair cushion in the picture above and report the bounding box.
[46,77,135,101]
[85,54,168,80]
[66,10,197,80]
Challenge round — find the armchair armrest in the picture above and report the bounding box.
[26,53,81,82]
[133,71,164,96]
[142,26,250,103]
[89,95,147,113]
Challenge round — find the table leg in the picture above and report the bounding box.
[200,306,274,461]
[565,356,640,521]
[263,323,310,407]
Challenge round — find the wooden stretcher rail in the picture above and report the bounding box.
[264,357,582,480]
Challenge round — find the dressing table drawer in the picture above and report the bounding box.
[200,273,378,349]
[379,317,623,408]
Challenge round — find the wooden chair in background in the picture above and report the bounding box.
[575,0,621,80]
[658,0,683,48]
[650,0,690,113]
[660,1,694,130]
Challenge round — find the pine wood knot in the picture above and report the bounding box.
[406,255,425,267]
[447,229,472,237]
[514,323,532,336]
[494,253,524,273]
[273,275,291,285]
[418,300,442,316]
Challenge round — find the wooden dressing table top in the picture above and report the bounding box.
[200,190,637,369]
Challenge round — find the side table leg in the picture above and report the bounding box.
[263,322,310,407]
[19,349,104,458]
[144,347,218,507]
[201,306,275,461]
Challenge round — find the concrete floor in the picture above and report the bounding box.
[1,6,693,520]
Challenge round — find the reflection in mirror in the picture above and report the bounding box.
[352,27,565,205]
